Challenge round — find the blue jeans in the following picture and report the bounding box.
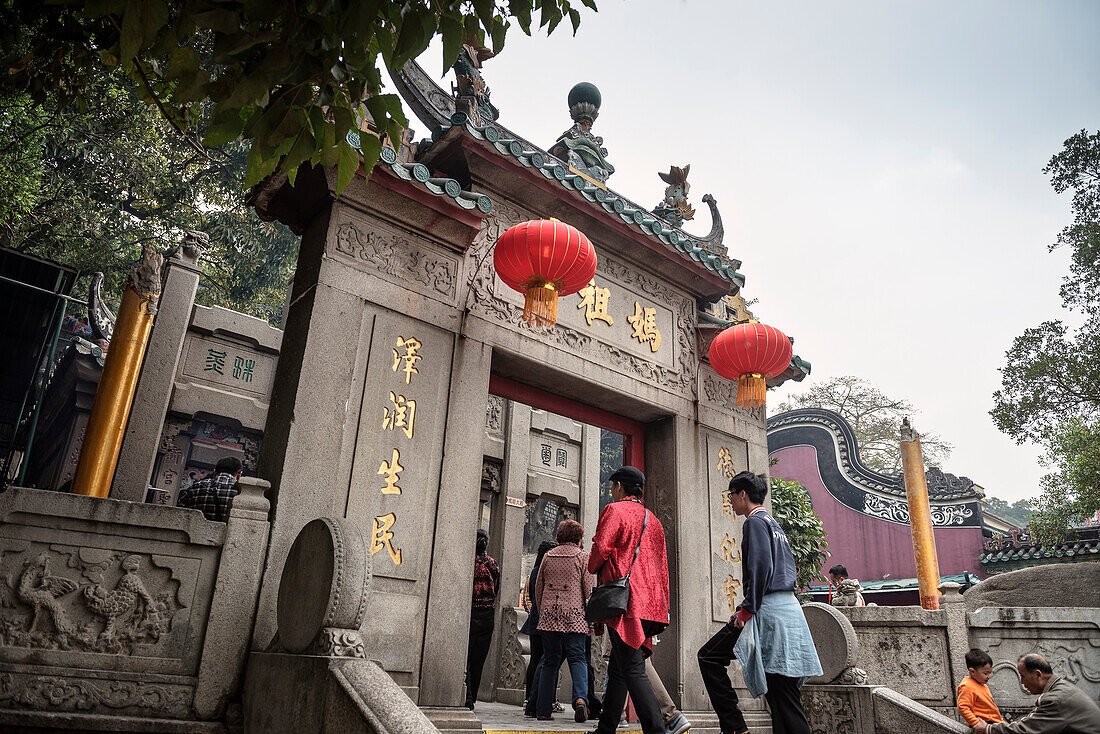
[536,631,588,716]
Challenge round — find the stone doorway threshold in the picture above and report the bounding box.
[477,702,642,734]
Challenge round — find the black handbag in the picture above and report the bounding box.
[585,508,648,622]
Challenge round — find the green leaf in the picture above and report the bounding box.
[568,8,581,34]
[244,140,280,189]
[490,17,506,54]
[166,47,199,80]
[336,136,363,194]
[189,9,242,33]
[581,0,598,11]
[204,108,245,147]
[321,121,339,167]
[509,0,533,34]
[119,0,142,65]
[441,14,464,73]
[472,0,494,30]
[282,128,315,186]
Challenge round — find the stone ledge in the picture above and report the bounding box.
[0,708,229,733]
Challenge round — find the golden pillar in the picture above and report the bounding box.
[72,245,163,498]
[900,418,941,609]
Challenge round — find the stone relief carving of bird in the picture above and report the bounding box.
[17,554,78,635]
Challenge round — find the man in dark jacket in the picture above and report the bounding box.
[697,471,820,734]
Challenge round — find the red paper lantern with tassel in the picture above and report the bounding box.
[493,219,597,326]
[708,322,793,408]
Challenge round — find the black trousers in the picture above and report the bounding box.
[595,630,664,734]
[586,634,603,717]
[697,620,810,734]
[524,633,544,713]
[465,607,495,706]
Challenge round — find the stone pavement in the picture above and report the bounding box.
[476,701,642,734]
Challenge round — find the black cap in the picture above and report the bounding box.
[608,466,645,486]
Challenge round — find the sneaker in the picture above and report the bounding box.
[553,702,565,713]
[665,714,691,734]
[574,698,588,723]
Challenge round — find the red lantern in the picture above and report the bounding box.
[708,322,793,408]
[493,219,597,326]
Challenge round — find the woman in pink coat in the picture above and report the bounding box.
[587,466,670,734]
[535,519,594,721]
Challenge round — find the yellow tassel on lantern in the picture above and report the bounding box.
[736,373,766,408]
[523,280,559,326]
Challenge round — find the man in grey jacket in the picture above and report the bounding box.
[975,654,1100,733]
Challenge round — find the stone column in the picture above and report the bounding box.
[111,235,204,501]
[419,337,493,709]
[644,414,699,711]
[939,581,970,691]
[194,476,271,718]
[485,400,532,703]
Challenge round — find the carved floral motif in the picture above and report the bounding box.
[862,494,974,527]
[311,628,366,658]
[333,218,458,300]
[0,544,183,655]
[485,395,505,435]
[0,672,191,717]
[702,373,766,421]
[498,608,525,690]
[804,689,857,734]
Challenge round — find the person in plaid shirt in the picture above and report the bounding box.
[177,457,242,522]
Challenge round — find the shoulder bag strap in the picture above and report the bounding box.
[624,509,648,580]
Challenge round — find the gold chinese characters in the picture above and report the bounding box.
[571,281,662,352]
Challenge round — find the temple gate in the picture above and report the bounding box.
[247,57,809,732]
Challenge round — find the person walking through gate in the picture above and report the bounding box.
[464,529,500,710]
[522,540,558,717]
[698,471,822,734]
[534,520,594,721]
[587,466,670,734]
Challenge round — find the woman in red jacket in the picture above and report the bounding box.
[587,466,670,734]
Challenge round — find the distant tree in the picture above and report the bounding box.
[2,0,596,196]
[1030,422,1100,544]
[769,476,828,592]
[0,68,298,323]
[774,375,953,474]
[992,130,1100,543]
[982,496,1035,527]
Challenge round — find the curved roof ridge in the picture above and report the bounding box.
[767,407,982,502]
[391,60,744,288]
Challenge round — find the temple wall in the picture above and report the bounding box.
[771,444,985,581]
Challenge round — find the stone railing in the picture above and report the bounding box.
[810,574,1100,727]
[0,478,271,730]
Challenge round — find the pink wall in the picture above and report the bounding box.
[771,445,985,582]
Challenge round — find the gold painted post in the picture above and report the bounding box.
[72,245,163,498]
[899,418,941,609]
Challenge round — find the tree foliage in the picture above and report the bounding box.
[1031,421,1100,544]
[1,66,298,322]
[981,496,1035,527]
[2,0,596,196]
[769,476,828,591]
[992,130,1100,541]
[775,375,953,474]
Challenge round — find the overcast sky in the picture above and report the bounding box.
[398,0,1099,502]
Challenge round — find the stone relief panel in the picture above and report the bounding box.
[0,671,192,719]
[857,627,953,705]
[804,689,858,734]
[0,542,188,661]
[465,203,698,398]
[485,394,505,437]
[705,432,748,623]
[498,608,526,691]
[701,372,766,423]
[331,210,461,306]
[969,612,1100,714]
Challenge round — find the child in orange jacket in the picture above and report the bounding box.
[957,648,1003,728]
